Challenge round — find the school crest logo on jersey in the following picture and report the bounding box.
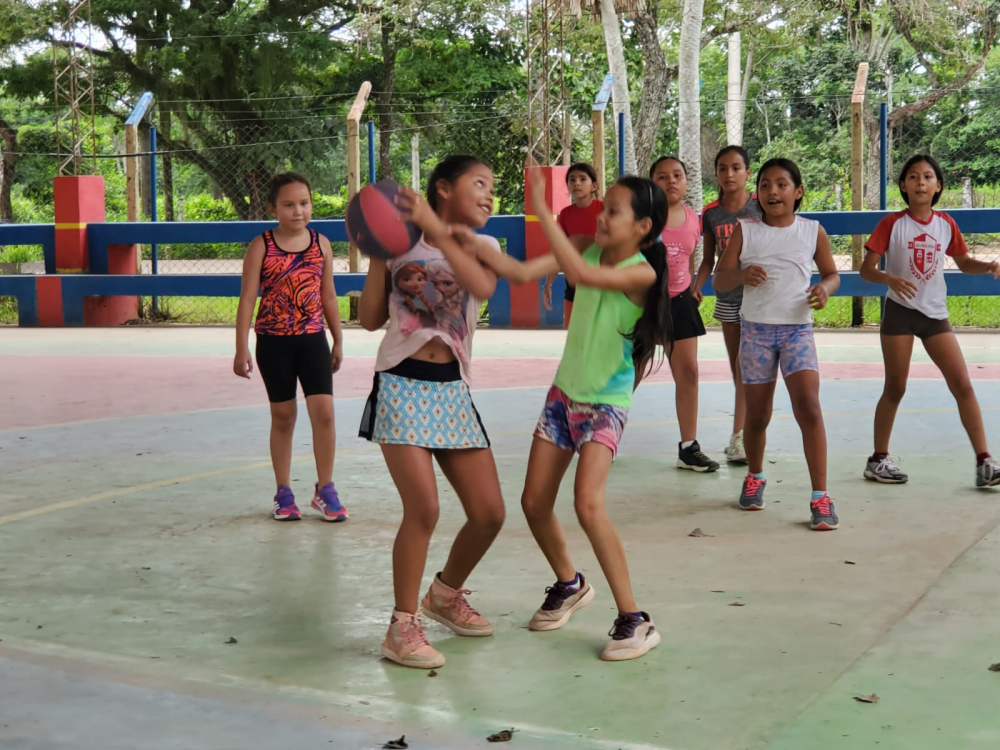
[908,233,940,283]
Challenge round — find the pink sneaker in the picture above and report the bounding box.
[380,610,445,669]
[421,574,494,637]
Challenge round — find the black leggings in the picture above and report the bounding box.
[255,332,333,403]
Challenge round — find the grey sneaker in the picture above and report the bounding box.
[677,440,720,473]
[864,455,908,484]
[809,494,839,531]
[738,473,766,510]
[601,612,661,661]
[528,575,595,631]
[976,456,1000,487]
[724,430,747,464]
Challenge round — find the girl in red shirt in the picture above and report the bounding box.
[543,163,603,327]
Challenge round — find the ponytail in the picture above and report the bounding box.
[613,176,674,382]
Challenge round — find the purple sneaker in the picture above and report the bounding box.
[311,482,348,522]
[272,486,301,521]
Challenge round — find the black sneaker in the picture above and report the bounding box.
[677,440,720,473]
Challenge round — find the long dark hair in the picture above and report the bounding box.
[649,156,688,178]
[427,154,489,211]
[267,172,311,206]
[614,176,673,382]
[566,162,598,185]
[899,154,944,206]
[756,158,804,212]
[714,145,751,200]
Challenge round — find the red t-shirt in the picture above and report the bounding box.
[558,200,603,238]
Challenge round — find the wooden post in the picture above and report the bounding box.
[850,62,869,327]
[125,123,140,273]
[592,75,614,199]
[346,81,372,318]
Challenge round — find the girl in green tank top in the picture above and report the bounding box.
[472,168,673,661]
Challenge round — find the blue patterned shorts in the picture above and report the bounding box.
[739,322,818,385]
[359,359,490,449]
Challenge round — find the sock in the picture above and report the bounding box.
[871,452,888,461]
[811,490,827,501]
[752,472,766,480]
[977,452,990,466]
[681,440,695,450]
[560,573,581,591]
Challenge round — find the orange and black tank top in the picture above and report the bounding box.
[254,229,326,335]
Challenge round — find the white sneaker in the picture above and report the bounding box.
[601,612,661,661]
[724,430,747,464]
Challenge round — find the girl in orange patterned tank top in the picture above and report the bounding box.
[234,173,347,523]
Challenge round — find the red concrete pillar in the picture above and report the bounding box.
[53,175,138,325]
[512,166,571,328]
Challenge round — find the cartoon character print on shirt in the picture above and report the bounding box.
[390,257,470,361]
[908,232,941,283]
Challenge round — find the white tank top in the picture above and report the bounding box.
[738,216,820,325]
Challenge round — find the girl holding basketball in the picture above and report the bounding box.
[859,154,1000,487]
[358,155,505,670]
[473,168,672,661]
[713,158,840,531]
[542,162,603,326]
[649,155,719,473]
[234,172,347,523]
[694,146,762,464]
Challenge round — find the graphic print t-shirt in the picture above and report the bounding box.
[864,210,968,320]
[660,205,700,298]
[374,234,500,384]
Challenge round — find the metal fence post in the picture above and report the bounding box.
[367,120,376,184]
[150,126,159,316]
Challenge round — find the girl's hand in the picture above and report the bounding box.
[332,342,343,373]
[395,186,443,233]
[743,265,768,287]
[807,284,829,310]
[691,286,703,305]
[527,165,549,216]
[990,261,1000,280]
[233,348,253,379]
[542,281,553,310]
[887,275,919,300]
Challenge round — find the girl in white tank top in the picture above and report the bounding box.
[713,158,842,532]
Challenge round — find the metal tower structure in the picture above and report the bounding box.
[525,0,578,166]
[52,0,98,175]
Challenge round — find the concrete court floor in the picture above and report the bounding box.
[2,326,1000,750]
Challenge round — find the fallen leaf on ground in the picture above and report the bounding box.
[854,693,879,704]
[688,527,715,537]
[487,729,515,743]
[729,602,745,607]
[711,590,725,593]
[844,560,856,565]
[225,637,238,644]
[829,622,843,627]
[989,663,1000,672]
[428,670,438,677]
[383,736,408,749]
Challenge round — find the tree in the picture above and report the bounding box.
[0,116,17,222]
[678,0,705,210]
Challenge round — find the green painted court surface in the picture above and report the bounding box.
[2,328,999,749]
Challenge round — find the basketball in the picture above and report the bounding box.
[345,179,422,260]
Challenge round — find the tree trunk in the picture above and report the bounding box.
[725,2,743,145]
[678,0,705,213]
[140,124,153,219]
[599,0,637,175]
[0,117,17,223]
[632,1,671,171]
[160,110,175,222]
[377,14,397,181]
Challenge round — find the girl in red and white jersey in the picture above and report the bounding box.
[860,154,1000,488]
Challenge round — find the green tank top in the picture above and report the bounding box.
[553,245,647,408]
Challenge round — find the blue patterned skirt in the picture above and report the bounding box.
[359,359,490,449]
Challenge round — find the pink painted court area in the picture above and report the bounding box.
[2,327,1000,750]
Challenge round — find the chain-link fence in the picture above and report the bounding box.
[4,84,1000,327]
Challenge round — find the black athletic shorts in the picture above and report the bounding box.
[671,289,707,341]
[254,332,333,403]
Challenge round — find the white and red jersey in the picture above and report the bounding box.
[864,210,968,320]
